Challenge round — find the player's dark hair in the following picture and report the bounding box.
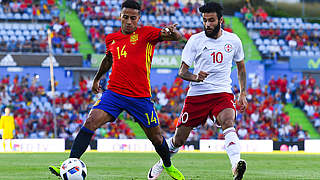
[199,2,224,19]
[121,0,141,11]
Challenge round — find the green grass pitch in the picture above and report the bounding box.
[0,152,320,179]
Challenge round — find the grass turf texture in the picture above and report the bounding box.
[0,152,320,179]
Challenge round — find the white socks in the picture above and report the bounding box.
[167,137,179,157]
[223,127,241,169]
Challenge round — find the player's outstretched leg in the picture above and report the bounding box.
[233,159,247,180]
[49,109,112,178]
[48,126,94,178]
[148,137,180,180]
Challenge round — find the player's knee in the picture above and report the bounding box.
[221,119,234,129]
[150,135,163,146]
[83,117,99,131]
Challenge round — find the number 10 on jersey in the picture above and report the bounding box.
[211,51,223,63]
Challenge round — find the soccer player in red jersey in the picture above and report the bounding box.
[149,2,248,180]
[49,0,185,179]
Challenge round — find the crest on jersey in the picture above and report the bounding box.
[130,32,138,45]
[224,44,232,53]
[111,40,115,45]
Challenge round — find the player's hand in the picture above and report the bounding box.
[238,93,248,113]
[195,71,209,82]
[92,79,102,94]
[165,23,178,34]
[161,23,182,40]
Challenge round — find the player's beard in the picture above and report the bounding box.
[204,21,221,39]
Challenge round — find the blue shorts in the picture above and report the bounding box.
[92,90,159,128]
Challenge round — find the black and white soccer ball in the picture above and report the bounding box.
[60,158,87,180]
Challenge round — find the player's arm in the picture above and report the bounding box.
[178,62,209,82]
[236,60,248,113]
[92,52,113,94]
[160,24,182,41]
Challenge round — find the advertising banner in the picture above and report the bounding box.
[0,53,83,67]
[97,139,155,152]
[97,139,199,152]
[65,140,97,150]
[273,141,304,152]
[290,56,320,71]
[92,54,182,68]
[0,139,65,152]
[304,140,320,153]
[200,140,273,152]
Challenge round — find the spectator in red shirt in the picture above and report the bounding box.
[300,75,307,90]
[48,0,55,6]
[240,5,249,14]
[308,75,316,88]
[79,76,87,92]
[276,75,282,91]
[260,29,268,38]
[268,75,277,96]
[160,83,168,94]
[296,36,304,50]
[25,0,32,5]
[2,75,10,85]
[173,0,180,9]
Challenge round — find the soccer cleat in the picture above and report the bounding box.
[233,159,247,180]
[49,162,62,177]
[163,164,185,180]
[148,160,164,180]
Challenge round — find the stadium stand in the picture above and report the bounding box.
[0,0,79,54]
[1,72,314,141]
[70,0,206,54]
[240,5,320,60]
[0,74,135,139]
[0,0,318,142]
[291,75,320,134]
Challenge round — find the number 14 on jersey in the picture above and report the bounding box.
[117,45,127,59]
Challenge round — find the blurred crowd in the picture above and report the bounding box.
[69,0,233,54]
[152,75,315,142]
[0,0,79,54]
[49,16,79,54]
[1,72,315,142]
[0,74,134,140]
[1,0,59,20]
[240,4,320,58]
[241,5,268,24]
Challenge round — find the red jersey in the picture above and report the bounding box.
[308,77,316,88]
[268,79,276,91]
[105,26,161,97]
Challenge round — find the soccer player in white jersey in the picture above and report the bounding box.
[148,2,247,180]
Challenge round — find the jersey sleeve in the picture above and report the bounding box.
[233,35,245,62]
[142,26,162,44]
[181,35,197,67]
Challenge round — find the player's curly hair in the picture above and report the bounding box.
[199,2,224,20]
[121,0,141,11]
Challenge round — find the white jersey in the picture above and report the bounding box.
[181,30,244,96]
